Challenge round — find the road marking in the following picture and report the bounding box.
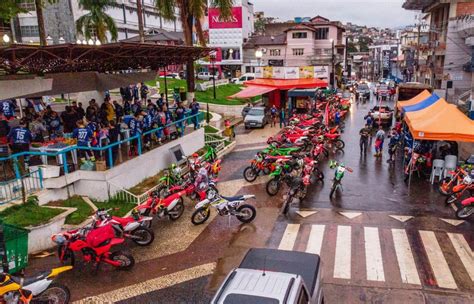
[389,215,414,223]
[339,212,362,219]
[391,229,421,285]
[305,225,325,255]
[74,262,216,304]
[334,225,351,279]
[278,224,300,251]
[440,218,465,226]
[419,230,457,289]
[447,233,474,281]
[296,210,318,218]
[364,227,385,281]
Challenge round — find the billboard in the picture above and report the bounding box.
[255,66,329,79]
[208,7,243,29]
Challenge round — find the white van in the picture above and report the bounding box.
[197,72,218,81]
[231,73,256,84]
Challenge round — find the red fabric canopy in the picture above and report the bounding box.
[244,78,328,90]
[228,86,276,99]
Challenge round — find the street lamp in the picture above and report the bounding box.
[255,49,263,67]
[330,38,335,88]
[2,34,10,44]
[87,39,94,45]
[58,37,65,44]
[208,50,217,124]
[46,35,53,45]
[95,40,101,46]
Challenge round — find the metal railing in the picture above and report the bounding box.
[0,169,43,204]
[0,112,205,180]
[107,181,140,205]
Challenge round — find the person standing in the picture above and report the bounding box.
[270,105,278,128]
[107,120,121,166]
[387,128,401,163]
[0,99,16,120]
[85,100,98,122]
[61,106,78,134]
[189,98,200,130]
[359,124,371,154]
[175,102,186,137]
[374,126,386,157]
[279,107,286,128]
[29,114,47,142]
[140,82,149,102]
[72,120,93,162]
[75,102,85,120]
[113,100,124,121]
[157,93,165,110]
[103,99,115,122]
[8,119,32,169]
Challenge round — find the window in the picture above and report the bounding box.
[292,32,308,39]
[20,25,39,37]
[269,49,281,56]
[293,48,304,56]
[297,287,310,304]
[315,27,329,40]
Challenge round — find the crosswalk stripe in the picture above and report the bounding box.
[364,227,385,281]
[391,229,421,285]
[419,230,457,289]
[278,224,300,251]
[334,225,351,279]
[447,233,474,282]
[306,225,326,255]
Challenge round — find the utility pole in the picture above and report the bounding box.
[415,23,421,82]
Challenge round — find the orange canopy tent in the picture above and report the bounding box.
[405,100,474,142]
[396,90,431,110]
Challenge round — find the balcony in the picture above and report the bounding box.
[451,15,474,39]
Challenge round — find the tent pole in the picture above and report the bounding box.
[408,139,415,191]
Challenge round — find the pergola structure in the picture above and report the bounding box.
[0,42,212,76]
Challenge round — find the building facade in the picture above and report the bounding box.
[12,0,181,44]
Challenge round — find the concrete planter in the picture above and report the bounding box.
[26,207,76,254]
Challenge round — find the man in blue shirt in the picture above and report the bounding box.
[175,102,186,137]
[1,99,16,120]
[189,98,200,130]
[8,119,32,168]
[73,120,93,162]
[128,112,143,155]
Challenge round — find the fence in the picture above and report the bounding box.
[0,170,43,204]
[0,112,205,181]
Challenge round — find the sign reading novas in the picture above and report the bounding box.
[256,66,329,79]
[208,7,243,29]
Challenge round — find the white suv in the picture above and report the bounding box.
[197,72,218,81]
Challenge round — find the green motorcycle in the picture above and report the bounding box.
[266,158,303,196]
[329,160,353,198]
[262,144,301,157]
[202,145,217,162]
[156,163,183,197]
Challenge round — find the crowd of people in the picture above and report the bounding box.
[0,82,202,168]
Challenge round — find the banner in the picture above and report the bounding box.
[254,66,330,79]
[314,66,329,79]
[285,67,299,79]
[272,67,285,79]
[208,7,243,29]
[263,66,273,78]
[299,66,315,79]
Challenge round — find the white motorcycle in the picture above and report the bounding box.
[191,194,257,225]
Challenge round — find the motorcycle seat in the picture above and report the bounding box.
[221,195,244,202]
[11,271,50,286]
[325,133,339,139]
[112,216,133,226]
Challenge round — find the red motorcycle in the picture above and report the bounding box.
[302,156,324,185]
[168,176,218,203]
[456,196,474,219]
[138,190,186,222]
[52,225,135,271]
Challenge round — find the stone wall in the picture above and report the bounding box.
[43,1,76,43]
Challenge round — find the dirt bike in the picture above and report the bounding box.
[329,160,353,198]
[445,175,474,205]
[156,163,183,197]
[439,167,469,196]
[93,209,154,246]
[137,189,186,223]
[281,176,309,216]
[404,152,432,182]
[266,158,303,196]
[243,153,277,182]
[0,266,71,304]
[456,196,474,219]
[52,224,135,271]
[191,194,256,225]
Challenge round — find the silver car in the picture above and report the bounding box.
[244,107,268,129]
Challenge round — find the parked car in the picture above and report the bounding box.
[159,73,180,79]
[241,105,253,118]
[356,83,371,100]
[369,105,394,126]
[244,107,268,129]
[197,72,218,81]
[231,73,255,84]
[211,248,324,304]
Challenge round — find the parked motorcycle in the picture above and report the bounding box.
[52,225,135,271]
[0,266,71,304]
[456,196,474,219]
[281,176,309,216]
[266,158,303,196]
[191,194,256,225]
[329,160,353,198]
[243,153,277,182]
[93,209,154,246]
[138,190,185,222]
[156,163,183,197]
[445,174,473,205]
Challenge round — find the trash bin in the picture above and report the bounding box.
[0,223,29,273]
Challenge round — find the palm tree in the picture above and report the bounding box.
[76,0,118,44]
[136,0,144,43]
[155,0,232,98]
[34,0,58,46]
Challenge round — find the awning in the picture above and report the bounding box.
[396,90,431,110]
[402,93,440,112]
[405,99,474,142]
[244,78,328,90]
[228,85,276,99]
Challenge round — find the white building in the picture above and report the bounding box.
[206,0,255,78]
[13,0,181,44]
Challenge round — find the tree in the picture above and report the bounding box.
[358,36,373,52]
[136,0,144,43]
[76,0,118,44]
[155,0,232,98]
[0,1,26,22]
[346,42,358,53]
[34,0,58,46]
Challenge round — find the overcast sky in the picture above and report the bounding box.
[252,0,419,28]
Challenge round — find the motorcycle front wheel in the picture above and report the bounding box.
[131,227,155,246]
[191,207,211,225]
[266,179,280,196]
[243,166,258,182]
[32,283,70,304]
[168,198,185,221]
[438,178,453,196]
[335,139,345,151]
[110,251,135,270]
[236,204,256,223]
[456,206,473,219]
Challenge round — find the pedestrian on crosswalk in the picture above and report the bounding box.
[374,126,385,157]
[359,124,370,154]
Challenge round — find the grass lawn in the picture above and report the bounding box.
[204,125,219,134]
[0,201,63,228]
[47,196,94,225]
[128,173,164,195]
[93,199,137,217]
